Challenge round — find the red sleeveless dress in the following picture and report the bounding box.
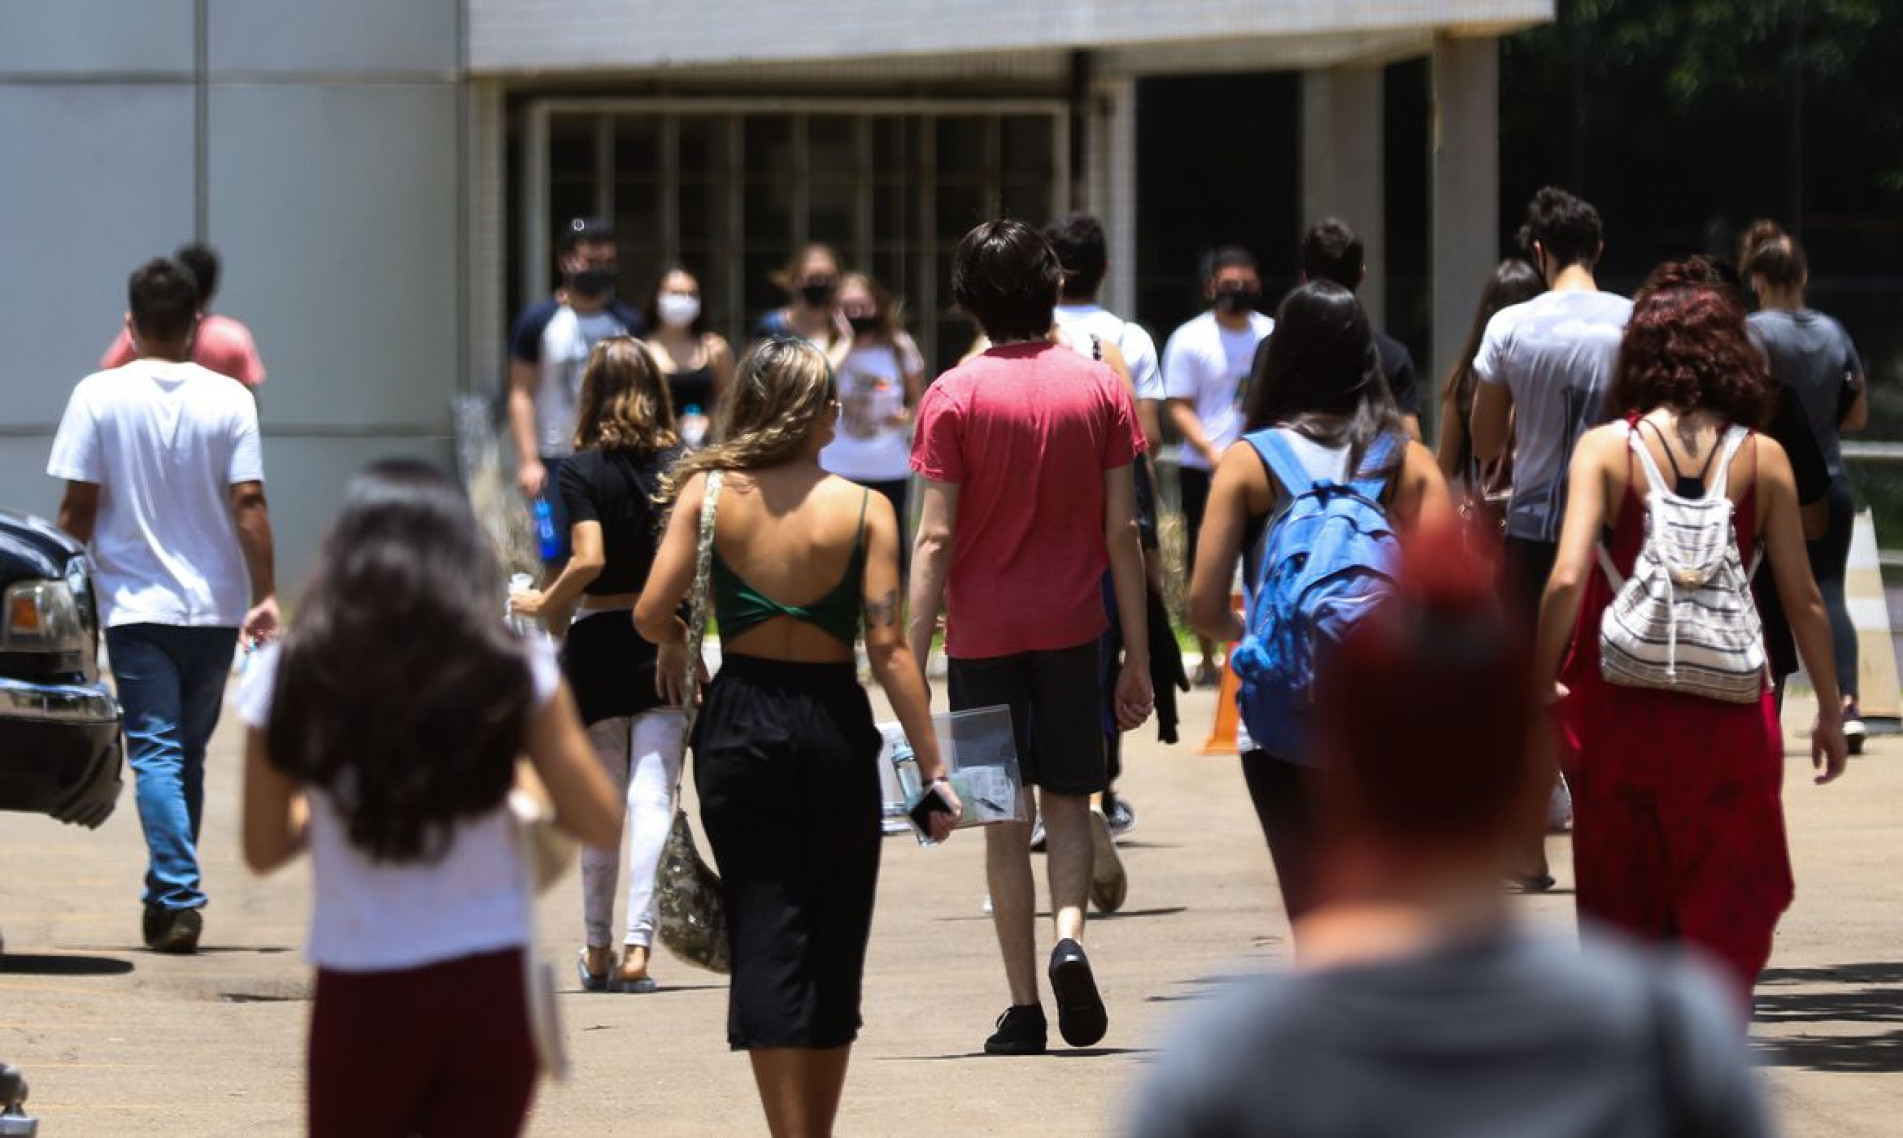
[1558,439,1793,1006]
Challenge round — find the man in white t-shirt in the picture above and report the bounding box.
[1042,215,1164,451]
[1163,247,1275,684]
[1470,187,1632,612]
[1469,187,1630,892]
[49,257,278,955]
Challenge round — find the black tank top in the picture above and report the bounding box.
[668,365,717,414]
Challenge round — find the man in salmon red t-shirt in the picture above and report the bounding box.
[909,219,1154,1057]
[101,243,266,388]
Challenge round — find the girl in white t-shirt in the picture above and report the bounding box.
[818,273,926,569]
[239,460,620,1138]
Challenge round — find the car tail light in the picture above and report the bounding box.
[3,580,87,652]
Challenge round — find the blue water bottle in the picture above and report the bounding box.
[532,497,560,561]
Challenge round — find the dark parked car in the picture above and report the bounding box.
[0,509,121,829]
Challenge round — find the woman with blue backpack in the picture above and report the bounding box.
[1532,262,1848,1007]
[1188,279,1452,928]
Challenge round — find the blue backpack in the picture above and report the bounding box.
[1229,429,1403,759]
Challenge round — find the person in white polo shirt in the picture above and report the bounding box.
[49,257,278,954]
[1163,247,1274,685]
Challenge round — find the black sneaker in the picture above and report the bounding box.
[983,1004,1048,1055]
[1048,938,1107,1047]
[143,905,202,954]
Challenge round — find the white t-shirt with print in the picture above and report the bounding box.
[235,639,561,973]
[1163,310,1276,470]
[47,359,264,628]
[820,335,923,482]
[1055,303,1163,402]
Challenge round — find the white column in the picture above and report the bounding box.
[1430,34,1500,400]
[1302,66,1386,327]
[1084,75,1138,316]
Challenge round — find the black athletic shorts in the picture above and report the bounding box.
[948,640,1105,796]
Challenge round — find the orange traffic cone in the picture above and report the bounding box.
[1200,659,1240,755]
[1201,591,1245,755]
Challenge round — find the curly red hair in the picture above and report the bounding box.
[1607,261,1771,429]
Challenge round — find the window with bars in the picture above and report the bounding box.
[526,101,1068,375]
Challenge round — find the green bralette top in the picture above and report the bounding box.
[710,490,868,648]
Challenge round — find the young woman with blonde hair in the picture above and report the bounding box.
[636,337,959,1137]
[512,337,688,992]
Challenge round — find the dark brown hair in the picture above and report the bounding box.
[1243,280,1405,478]
[952,220,1062,343]
[267,461,534,864]
[1439,259,1546,430]
[1607,261,1772,429]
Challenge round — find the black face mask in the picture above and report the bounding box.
[1214,288,1259,316]
[800,281,838,307]
[846,314,879,336]
[572,267,617,298]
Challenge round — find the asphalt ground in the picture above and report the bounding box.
[2,683,1899,1135]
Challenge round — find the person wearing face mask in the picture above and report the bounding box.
[817,273,926,577]
[1162,246,1274,686]
[753,243,854,370]
[641,267,735,447]
[507,218,645,568]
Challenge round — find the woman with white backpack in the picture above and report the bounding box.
[1534,262,1849,1009]
[1188,280,1451,932]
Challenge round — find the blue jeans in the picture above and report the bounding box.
[107,624,240,911]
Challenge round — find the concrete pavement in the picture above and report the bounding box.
[2,684,1899,1135]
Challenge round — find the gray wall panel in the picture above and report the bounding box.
[0,0,195,75]
[207,83,461,430]
[207,0,459,75]
[0,84,196,426]
[247,435,458,598]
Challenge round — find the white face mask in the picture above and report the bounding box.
[657,292,701,327]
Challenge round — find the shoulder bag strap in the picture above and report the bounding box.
[681,469,723,745]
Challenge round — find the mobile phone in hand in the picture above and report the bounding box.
[907,781,954,835]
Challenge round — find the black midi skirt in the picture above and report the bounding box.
[691,654,885,1050]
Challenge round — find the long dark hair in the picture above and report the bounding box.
[267,461,534,864]
[1440,259,1545,426]
[1243,280,1405,477]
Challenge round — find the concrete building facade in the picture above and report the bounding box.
[1,1,1550,583]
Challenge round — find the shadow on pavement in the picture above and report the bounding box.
[1753,961,1903,1073]
[875,1046,1152,1061]
[0,952,135,976]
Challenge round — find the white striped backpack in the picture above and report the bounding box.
[1597,420,1768,703]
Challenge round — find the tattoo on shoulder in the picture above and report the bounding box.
[865,587,899,628]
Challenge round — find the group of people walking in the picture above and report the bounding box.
[42,180,1870,1136]
[1184,187,1861,1014]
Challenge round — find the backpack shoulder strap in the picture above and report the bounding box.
[1247,429,1319,498]
[1625,419,1674,497]
[1704,426,1751,502]
[1349,433,1401,500]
